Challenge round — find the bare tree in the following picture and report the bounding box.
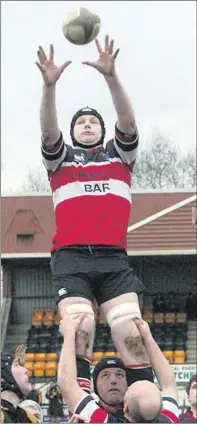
[133,133,196,189]
[178,151,196,188]
[22,170,50,192]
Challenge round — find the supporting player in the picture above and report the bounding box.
[19,400,43,424]
[92,355,153,421]
[58,313,180,424]
[179,374,197,423]
[1,351,37,423]
[37,35,149,381]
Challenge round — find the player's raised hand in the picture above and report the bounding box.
[82,35,119,77]
[15,344,27,366]
[134,318,152,342]
[59,310,85,337]
[35,44,72,85]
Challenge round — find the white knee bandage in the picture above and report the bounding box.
[106,302,141,328]
[65,303,95,322]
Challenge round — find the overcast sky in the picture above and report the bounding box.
[1,1,196,192]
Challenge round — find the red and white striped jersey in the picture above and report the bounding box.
[159,396,180,423]
[42,125,138,252]
[179,410,197,423]
[73,393,180,423]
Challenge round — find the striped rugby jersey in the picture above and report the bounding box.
[42,125,138,252]
[73,394,180,423]
[179,410,197,423]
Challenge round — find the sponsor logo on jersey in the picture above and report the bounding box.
[78,378,91,390]
[74,153,86,164]
[84,182,110,193]
[101,152,110,161]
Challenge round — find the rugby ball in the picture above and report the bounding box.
[62,7,101,45]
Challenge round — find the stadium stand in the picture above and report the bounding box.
[25,310,61,379]
[143,294,188,365]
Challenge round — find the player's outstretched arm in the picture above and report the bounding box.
[36,44,72,146]
[135,318,177,399]
[82,35,137,136]
[58,313,109,423]
[58,313,87,412]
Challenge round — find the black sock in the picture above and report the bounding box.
[126,365,154,386]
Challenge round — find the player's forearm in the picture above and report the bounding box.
[58,332,86,412]
[104,73,137,135]
[40,84,60,145]
[143,335,176,391]
[58,332,77,385]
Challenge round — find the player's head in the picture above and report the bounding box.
[1,353,31,399]
[123,380,162,423]
[19,400,43,423]
[93,357,128,407]
[186,374,197,408]
[70,107,106,148]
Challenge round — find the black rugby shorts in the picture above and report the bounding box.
[50,245,145,305]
